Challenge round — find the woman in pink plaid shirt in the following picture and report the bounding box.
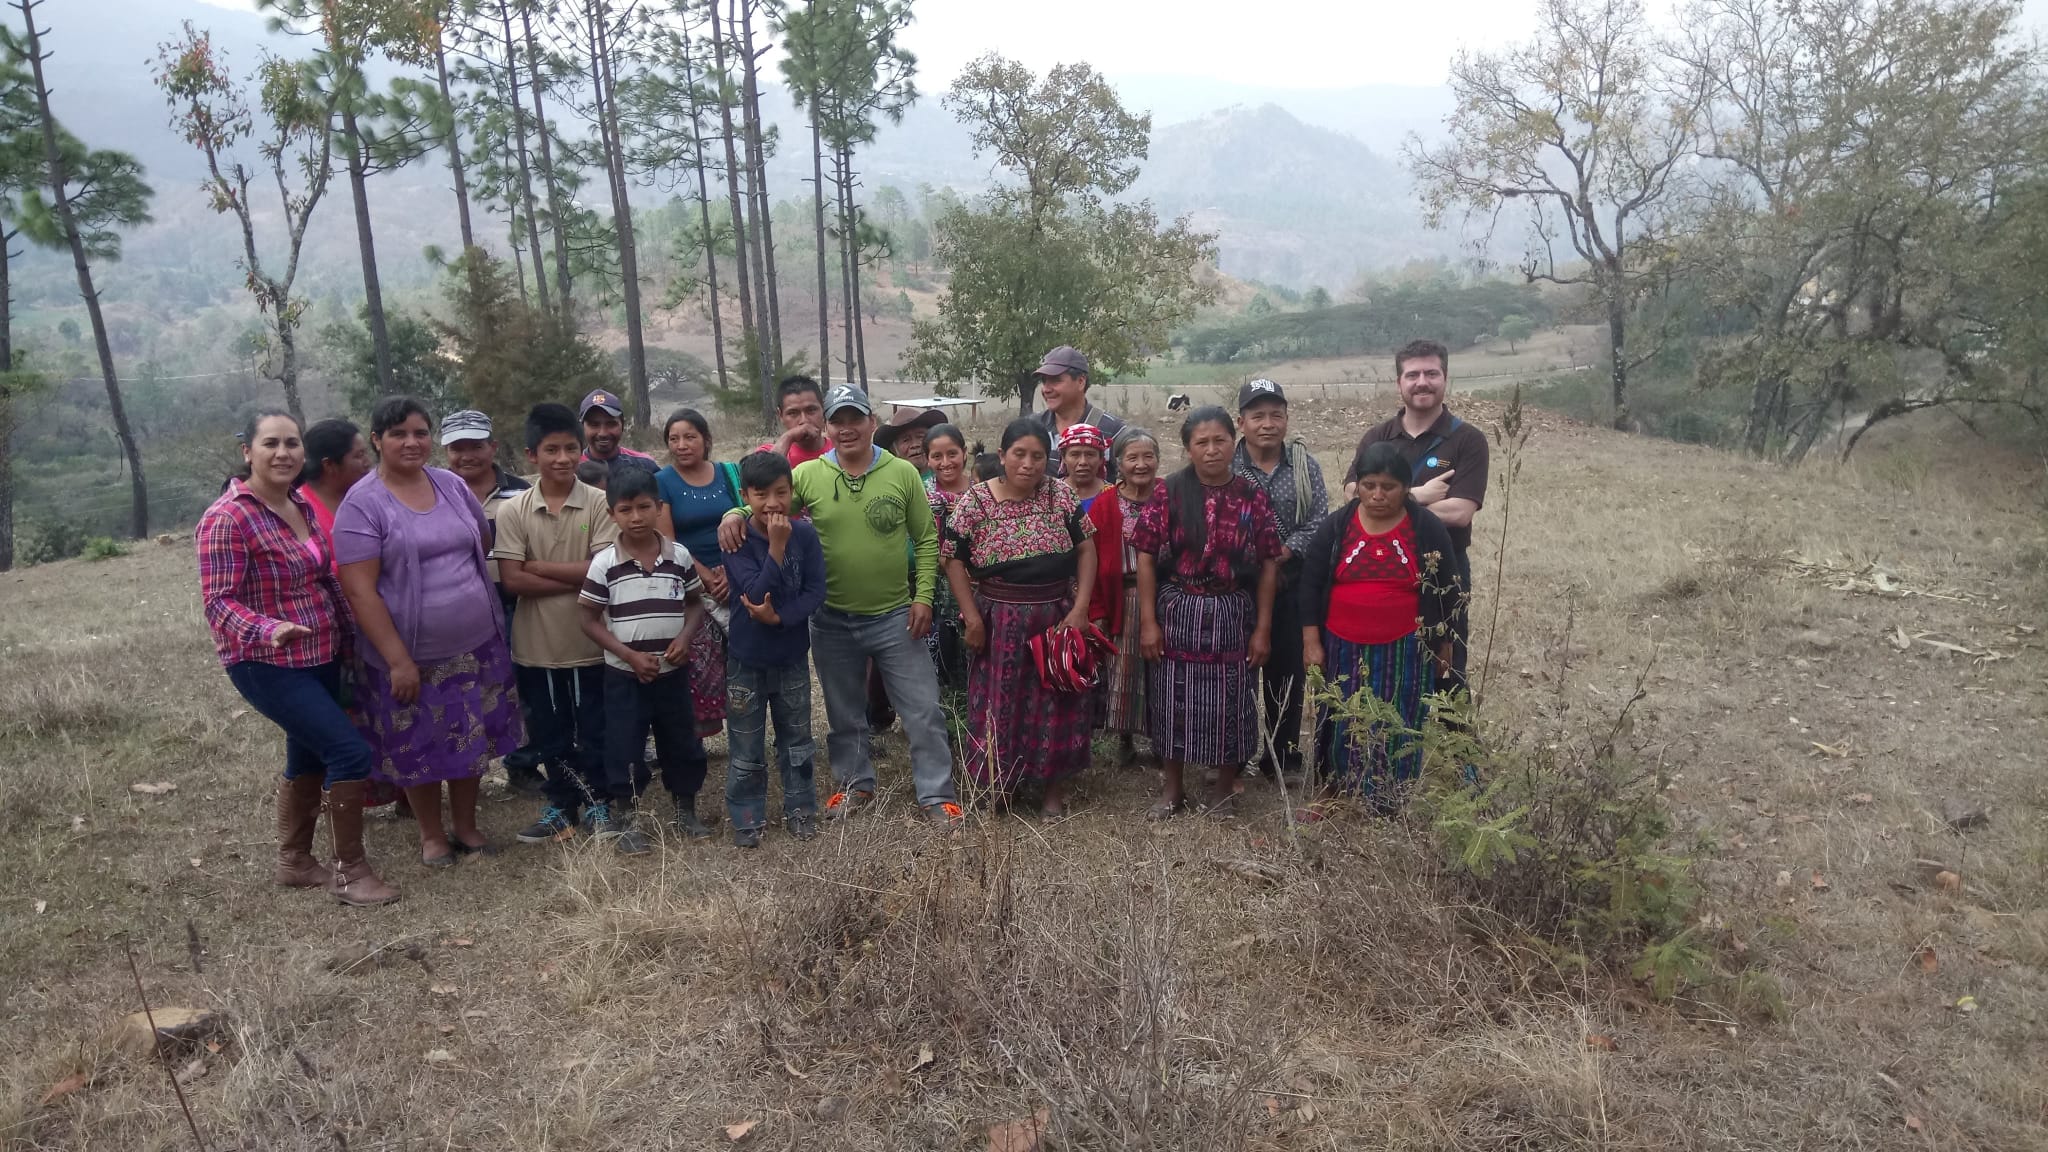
[196,411,399,907]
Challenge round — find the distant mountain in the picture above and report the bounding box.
[1110,76,1457,155]
[1130,104,1457,291]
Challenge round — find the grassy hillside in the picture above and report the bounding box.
[1,404,2043,1149]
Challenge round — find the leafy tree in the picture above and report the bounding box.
[907,56,1215,413]
[436,249,615,438]
[1497,313,1534,352]
[1677,0,2038,459]
[1302,285,1331,310]
[155,23,336,424]
[12,1,154,538]
[1245,293,1273,318]
[1408,0,1706,429]
[321,306,459,416]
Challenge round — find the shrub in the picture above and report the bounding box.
[17,518,93,566]
[82,537,126,561]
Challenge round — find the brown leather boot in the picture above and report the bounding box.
[274,774,331,888]
[325,781,400,907]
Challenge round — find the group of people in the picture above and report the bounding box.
[197,338,1487,907]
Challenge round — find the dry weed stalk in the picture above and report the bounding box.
[122,936,210,1152]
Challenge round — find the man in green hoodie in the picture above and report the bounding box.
[720,384,960,826]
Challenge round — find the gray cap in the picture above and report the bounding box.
[439,409,494,445]
[823,383,872,417]
[1236,378,1286,411]
[1033,345,1089,379]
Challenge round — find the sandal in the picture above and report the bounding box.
[1147,797,1187,821]
[451,838,499,858]
[1201,792,1239,819]
[420,849,457,869]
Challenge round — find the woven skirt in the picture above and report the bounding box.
[1315,630,1427,797]
[688,615,728,738]
[1146,586,1256,766]
[1096,582,1147,734]
[356,636,523,788]
[964,586,1094,788]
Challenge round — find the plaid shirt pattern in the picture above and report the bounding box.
[196,479,354,669]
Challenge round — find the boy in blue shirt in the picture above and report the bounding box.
[720,451,827,847]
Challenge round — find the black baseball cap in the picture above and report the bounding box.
[1236,378,1286,410]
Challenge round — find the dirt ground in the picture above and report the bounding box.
[1,390,2043,1150]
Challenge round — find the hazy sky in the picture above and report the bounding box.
[196,0,2048,90]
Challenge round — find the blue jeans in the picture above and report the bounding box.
[515,663,609,809]
[724,656,818,828]
[224,660,373,785]
[810,605,956,807]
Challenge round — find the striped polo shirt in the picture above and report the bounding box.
[579,540,703,674]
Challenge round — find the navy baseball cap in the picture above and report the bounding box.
[578,389,623,419]
[1236,378,1287,410]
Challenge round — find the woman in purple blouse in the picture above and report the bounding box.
[335,397,522,868]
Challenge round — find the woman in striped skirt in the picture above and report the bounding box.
[1096,427,1159,764]
[1133,407,1283,818]
[944,420,1098,818]
[1299,442,1460,809]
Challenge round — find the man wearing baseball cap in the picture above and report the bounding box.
[578,388,659,476]
[1031,346,1125,476]
[716,383,961,828]
[1231,379,1327,781]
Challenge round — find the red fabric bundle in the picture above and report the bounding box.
[1085,492,1125,636]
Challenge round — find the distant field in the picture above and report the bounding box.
[2,400,2044,1150]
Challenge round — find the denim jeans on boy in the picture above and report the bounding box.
[724,656,818,829]
[514,663,609,809]
[809,605,956,808]
[225,660,373,785]
[601,666,708,807]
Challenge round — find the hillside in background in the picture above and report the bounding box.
[14,0,1460,319]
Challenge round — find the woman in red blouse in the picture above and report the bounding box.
[196,411,399,907]
[1298,442,1461,807]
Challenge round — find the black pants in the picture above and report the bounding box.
[1259,562,1306,771]
[516,663,609,809]
[602,666,708,807]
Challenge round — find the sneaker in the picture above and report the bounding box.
[516,806,575,843]
[732,826,762,849]
[673,807,714,840]
[582,802,618,838]
[924,801,964,830]
[615,825,654,855]
[824,789,874,820]
[786,811,818,841]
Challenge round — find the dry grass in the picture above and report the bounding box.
[2,400,2043,1151]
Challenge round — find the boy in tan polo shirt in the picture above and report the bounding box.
[493,402,620,842]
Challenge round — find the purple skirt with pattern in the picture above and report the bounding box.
[964,591,1094,789]
[355,636,523,788]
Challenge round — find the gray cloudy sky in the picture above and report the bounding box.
[197,0,2047,90]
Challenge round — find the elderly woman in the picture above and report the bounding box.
[334,397,522,868]
[1096,426,1159,766]
[1134,407,1282,818]
[655,407,739,738]
[943,419,1098,818]
[1300,441,1460,807]
[197,410,398,906]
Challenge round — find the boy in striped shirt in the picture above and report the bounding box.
[579,468,711,853]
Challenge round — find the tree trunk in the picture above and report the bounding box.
[0,230,13,570]
[842,145,868,387]
[521,3,573,310]
[835,148,853,381]
[1016,371,1035,417]
[680,33,728,393]
[810,113,829,388]
[277,323,303,426]
[434,33,475,252]
[729,0,773,417]
[591,0,648,426]
[708,0,758,399]
[1604,274,1628,431]
[738,3,781,379]
[20,2,146,536]
[342,104,395,394]
[499,0,551,316]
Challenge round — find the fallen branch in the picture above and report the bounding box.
[123,937,210,1152]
